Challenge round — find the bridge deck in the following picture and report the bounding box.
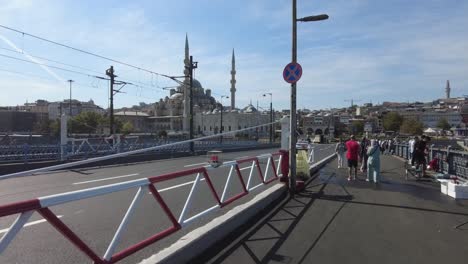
[198,155,468,264]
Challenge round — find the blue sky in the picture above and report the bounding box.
[0,0,467,111]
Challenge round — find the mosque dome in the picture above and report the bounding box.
[170,93,183,100]
[177,79,203,90]
[242,104,258,113]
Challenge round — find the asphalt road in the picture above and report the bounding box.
[0,144,335,264]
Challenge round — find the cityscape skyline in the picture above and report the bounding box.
[1,0,467,110]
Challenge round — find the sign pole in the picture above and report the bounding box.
[290,0,297,195]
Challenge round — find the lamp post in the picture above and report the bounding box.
[290,0,328,195]
[220,95,229,143]
[263,93,273,144]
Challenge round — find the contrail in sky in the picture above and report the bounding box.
[0,34,65,83]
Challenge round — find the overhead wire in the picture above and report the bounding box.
[0,53,168,95]
[0,67,104,91]
[0,24,179,80]
[0,46,103,75]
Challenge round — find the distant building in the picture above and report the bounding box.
[48,99,104,120]
[400,110,462,128]
[114,111,149,132]
[0,110,40,133]
[195,104,270,138]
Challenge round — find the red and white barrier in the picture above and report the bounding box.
[0,152,284,264]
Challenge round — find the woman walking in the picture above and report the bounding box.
[335,138,346,168]
[367,139,381,183]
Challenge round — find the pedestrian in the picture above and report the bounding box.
[413,135,428,177]
[335,138,346,168]
[379,139,385,155]
[408,136,417,165]
[345,135,360,181]
[367,139,381,183]
[360,136,370,172]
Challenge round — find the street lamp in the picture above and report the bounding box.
[263,93,273,144]
[290,0,328,195]
[220,95,229,143]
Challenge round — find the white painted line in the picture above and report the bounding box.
[73,173,140,185]
[150,178,206,194]
[0,215,64,234]
[235,156,250,159]
[184,162,208,168]
[240,166,253,171]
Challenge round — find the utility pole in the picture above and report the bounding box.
[106,66,116,135]
[68,79,74,135]
[187,56,198,153]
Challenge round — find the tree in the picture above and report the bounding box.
[33,118,51,134]
[69,112,105,134]
[436,118,451,131]
[350,120,364,135]
[400,118,424,135]
[49,119,61,137]
[383,112,403,132]
[121,121,134,135]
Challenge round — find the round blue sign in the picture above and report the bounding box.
[283,62,303,84]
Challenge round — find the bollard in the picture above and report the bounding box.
[280,116,290,150]
[279,149,289,184]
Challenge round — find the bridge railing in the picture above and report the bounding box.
[394,144,468,180]
[0,152,284,264]
[0,140,277,164]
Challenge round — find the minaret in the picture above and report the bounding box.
[230,49,236,110]
[445,80,451,99]
[183,34,190,131]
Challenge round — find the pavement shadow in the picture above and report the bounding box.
[198,171,350,264]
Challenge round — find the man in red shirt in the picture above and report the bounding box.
[346,135,360,180]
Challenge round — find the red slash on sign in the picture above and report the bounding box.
[283,62,302,84]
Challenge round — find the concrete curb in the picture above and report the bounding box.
[139,183,286,264]
[138,154,336,264]
[309,153,336,175]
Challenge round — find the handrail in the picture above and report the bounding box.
[0,152,283,264]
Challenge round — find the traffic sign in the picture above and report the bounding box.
[283,62,302,83]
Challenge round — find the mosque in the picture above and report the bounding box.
[148,35,270,138]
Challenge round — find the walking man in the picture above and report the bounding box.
[346,135,360,181]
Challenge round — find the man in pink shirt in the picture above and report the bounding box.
[346,135,360,180]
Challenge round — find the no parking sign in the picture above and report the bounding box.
[283,62,302,83]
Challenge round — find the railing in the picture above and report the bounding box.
[394,144,468,180]
[0,152,284,263]
[0,140,277,164]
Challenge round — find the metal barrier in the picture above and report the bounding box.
[0,152,283,263]
[395,144,468,180]
[0,140,275,164]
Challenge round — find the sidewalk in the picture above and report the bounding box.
[196,155,468,264]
